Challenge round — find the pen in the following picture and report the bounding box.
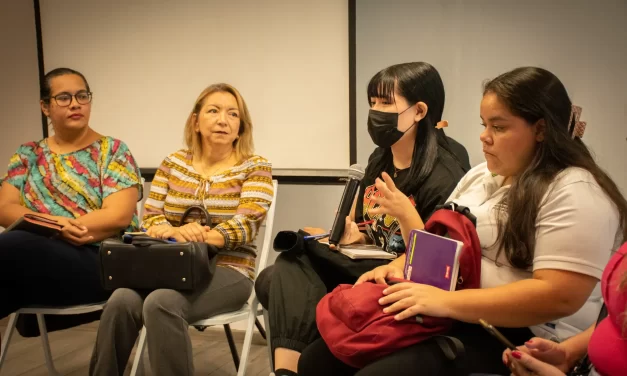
[304,233,330,241]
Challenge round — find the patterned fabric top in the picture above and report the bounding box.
[142,149,273,279]
[1,136,142,234]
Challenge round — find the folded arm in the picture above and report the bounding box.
[75,187,139,243]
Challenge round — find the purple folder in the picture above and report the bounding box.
[403,229,463,291]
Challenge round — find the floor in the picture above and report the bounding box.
[0,317,272,376]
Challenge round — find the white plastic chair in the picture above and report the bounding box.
[0,179,146,376]
[130,179,279,376]
[0,303,105,376]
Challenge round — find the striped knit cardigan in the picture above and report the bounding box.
[142,149,274,279]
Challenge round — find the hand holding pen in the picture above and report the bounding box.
[303,218,373,249]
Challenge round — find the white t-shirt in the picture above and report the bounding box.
[447,162,622,340]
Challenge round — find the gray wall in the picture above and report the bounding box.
[356,0,627,193]
[0,1,43,177]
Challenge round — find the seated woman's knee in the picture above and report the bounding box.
[255,265,274,308]
[142,289,188,325]
[104,288,143,316]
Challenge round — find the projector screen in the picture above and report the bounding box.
[40,0,349,170]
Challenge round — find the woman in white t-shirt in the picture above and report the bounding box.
[297,66,627,376]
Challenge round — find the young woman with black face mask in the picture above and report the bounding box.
[253,62,469,376]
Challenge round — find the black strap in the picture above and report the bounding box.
[568,303,608,376]
[434,335,466,376]
[127,234,172,246]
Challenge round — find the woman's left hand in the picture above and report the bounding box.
[507,350,567,376]
[177,222,208,242]
[368,172,414,221]
[379,282,454,321]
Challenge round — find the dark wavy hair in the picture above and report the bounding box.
[484,67,627,269]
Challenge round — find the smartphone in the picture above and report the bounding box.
[479,319,517,350]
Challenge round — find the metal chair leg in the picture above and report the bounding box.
[254,318,267,340]
[223,324,240,370]
[36,314,60,376]
[0,313,19,372]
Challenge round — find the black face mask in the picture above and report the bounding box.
[367,106,416,148]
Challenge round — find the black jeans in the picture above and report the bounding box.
[255,240,390,353]
[298,322,534,376]
[0,230,109,319]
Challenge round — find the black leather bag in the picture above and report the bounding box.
[99,205,219,291]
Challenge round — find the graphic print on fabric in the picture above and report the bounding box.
[362,183,415,255]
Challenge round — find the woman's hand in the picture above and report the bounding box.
[503,338,571,373]
[355,264,404,285]
[304,216,365,251]
[506,350,567,376]
[331,216,366,250]
[303,227,328,236]
[54,216,93,245]
[146,224,175,239]
[368,172,414,221]
[177,222,208,242]
[378,282,454,321]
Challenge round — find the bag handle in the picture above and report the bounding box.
[128,234,173,247]
[434,201,477,227]
[179,205,211,227]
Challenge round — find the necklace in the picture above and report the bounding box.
[393,165,409,178]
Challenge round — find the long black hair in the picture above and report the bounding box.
[365,62,463,194]
[484,67,627,268]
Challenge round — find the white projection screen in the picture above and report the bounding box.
[40,0,349,170]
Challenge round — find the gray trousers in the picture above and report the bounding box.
[89,266,252,376]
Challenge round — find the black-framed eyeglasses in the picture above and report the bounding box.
[48,91,93,107]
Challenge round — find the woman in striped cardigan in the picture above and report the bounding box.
[90,83,274,376]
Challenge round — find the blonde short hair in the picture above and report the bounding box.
[184,83,254,160]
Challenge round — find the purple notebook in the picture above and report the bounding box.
[403,229,463,291]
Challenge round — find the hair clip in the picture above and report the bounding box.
[435,120,449,129]
[568,105,587,139]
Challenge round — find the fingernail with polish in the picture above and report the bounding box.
[525,340,533,345]
[511,351,522,359]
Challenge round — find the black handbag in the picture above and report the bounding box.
[99,205,219,291]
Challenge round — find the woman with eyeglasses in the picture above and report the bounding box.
[0,68,142,321]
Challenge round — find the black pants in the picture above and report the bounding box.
[255,240,390,353]
[298,322,534,376]
[0,230,109,319]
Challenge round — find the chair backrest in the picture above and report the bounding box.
[254,179,278,277]
[136,177,146,220]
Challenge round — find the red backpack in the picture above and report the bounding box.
[315,203,482,368]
